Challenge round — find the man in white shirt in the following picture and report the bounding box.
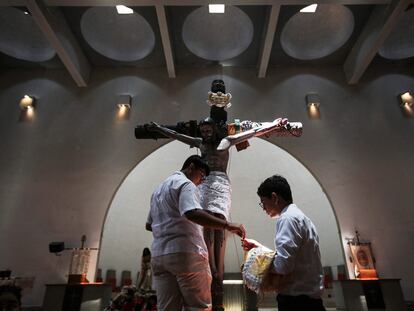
[146,155,245,311]
[242,175,326,311]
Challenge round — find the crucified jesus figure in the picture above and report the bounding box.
[139,80,302,310]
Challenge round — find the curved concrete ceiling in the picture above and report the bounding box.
[182,6,254,61]
[80,7,155,62]
[0,7,55,62]
[280,4,354,60]
[378,7,414,60]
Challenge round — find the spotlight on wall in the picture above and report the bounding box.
[209,4,225,13]
[116,95,132,120]
[399,92,413,106]
[14,6,31,15]
[398,91,414,118]
[18,95,36,122]
[117,95,131,109]
[19,95,35,110]
[306,92,321,119]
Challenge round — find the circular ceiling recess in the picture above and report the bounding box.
[81,7,155,61]
[378,8,414,60]
[0,7,56,62]
[182,6,254,61]
[280,4,354,60]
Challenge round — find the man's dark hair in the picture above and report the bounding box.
[199,117,215,127]
[142,247,151,257]
[181,155,210,176]
[257,175,293,203]
[0,285,22,304]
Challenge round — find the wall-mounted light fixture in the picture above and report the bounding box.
[117,95,131,109]
[18,95,36,122]
[209,4,225,13]
[14,7,30,15]
[116,95,132,120]
[306,92,321,119]
[398,91,414,118]
[19,95,35,110]
[399,92,413,107]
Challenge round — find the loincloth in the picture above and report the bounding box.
[198,171,231,220]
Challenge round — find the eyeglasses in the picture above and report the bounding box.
[198,168,207,180]
[259,202,265,209]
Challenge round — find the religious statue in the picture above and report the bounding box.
[135,79,302,310]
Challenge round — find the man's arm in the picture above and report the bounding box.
[146,122,202,148]
[273,217,301,275]
[185,209,245,238]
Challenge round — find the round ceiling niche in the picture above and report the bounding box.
[280,4,354,60]
[378,8,414,60]
[0,7,56,62]
[81,7,155,62]
[182,6,254,61]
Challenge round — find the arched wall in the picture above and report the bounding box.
[98,138,344,282]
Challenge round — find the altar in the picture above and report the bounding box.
[332,279,406,311]
[43,283,112,311]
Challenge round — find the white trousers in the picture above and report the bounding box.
[152,252,212,311]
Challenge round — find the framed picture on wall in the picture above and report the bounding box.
[349,242,376,279]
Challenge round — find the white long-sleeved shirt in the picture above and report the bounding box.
[273,204,324,298]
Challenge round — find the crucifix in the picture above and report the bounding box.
[135,79,302,309]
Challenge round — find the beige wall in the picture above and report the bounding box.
[0,65,413,306]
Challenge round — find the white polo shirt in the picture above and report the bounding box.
[273,204,324,298]
[146,171,208,258]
